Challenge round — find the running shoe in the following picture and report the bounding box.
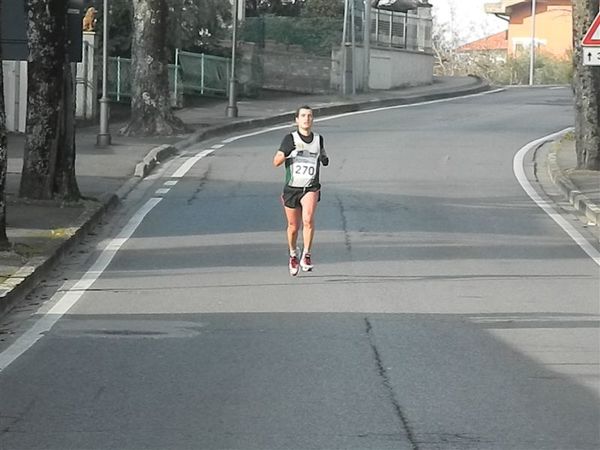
[300,253,313,272]
[289,255,300,276]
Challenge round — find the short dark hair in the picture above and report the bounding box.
[295,105,312,118]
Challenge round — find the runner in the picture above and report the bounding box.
[273,105,329,276]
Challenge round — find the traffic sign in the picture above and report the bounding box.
[583,47,600,65]
[582,12,600,46]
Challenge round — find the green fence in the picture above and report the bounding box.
[240,16,344,56]
[107,50,231,102]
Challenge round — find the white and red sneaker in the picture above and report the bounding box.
[300,253,313,272]
[289,255,300,276]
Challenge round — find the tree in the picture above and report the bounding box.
[107,0,231,58]
[572,0,600,170]
[0,0,11,249]
[19,0,81,201]
[120,0,187,136]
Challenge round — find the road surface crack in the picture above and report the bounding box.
[365,317,419,450]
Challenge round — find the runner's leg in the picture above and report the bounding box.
[284,205,302,254]
[300,191,319,254]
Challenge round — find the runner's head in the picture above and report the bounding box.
[295,105,314,135]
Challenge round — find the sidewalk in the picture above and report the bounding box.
[1,76,597,315]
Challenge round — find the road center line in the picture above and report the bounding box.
[0,197,163,373]
[513,128,600,266]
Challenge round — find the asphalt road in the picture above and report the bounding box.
[1,87,598,450]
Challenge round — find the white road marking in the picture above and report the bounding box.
[221,89,505,143]
[0,197,163,373]
[164,180,178,186]
[514,128,600,266]
[155,188,171,195]
[171,149,215,178]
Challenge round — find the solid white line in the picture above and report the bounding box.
[0,197,163,373]
[513,128,600,266]
[221,89,505,143]
[171,149,214,178]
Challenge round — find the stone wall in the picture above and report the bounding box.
[241,41,333,94]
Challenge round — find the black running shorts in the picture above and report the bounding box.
[281,186,321,209]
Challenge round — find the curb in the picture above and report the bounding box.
[134,144,178,178]
[546,142,600,227]
[0,78,490,316]
[0,194,119,316]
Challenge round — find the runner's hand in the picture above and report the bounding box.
[320,155,329,166]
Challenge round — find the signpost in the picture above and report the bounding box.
[582,12,600,66]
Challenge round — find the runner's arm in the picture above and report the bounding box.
[273,134,295,167]
[319,136,329,166]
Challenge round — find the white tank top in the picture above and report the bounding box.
[288,131,321,188]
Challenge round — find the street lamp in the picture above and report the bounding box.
[529,0,537,86]
[226,0,239,118]
[97,0,111,146]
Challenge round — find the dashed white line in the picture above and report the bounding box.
[171,149,215,178]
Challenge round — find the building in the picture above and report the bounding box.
[456,31,509,61]
[484,0,572,59]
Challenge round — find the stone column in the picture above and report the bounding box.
[2,61,27,133]
[76,31,99,119]
[417,2,433,53]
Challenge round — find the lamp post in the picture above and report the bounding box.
[226,0,239,118]
[97,0,111,146]
[363,0,371,91]
[528,0,536,86]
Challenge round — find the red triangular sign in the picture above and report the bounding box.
[582,13,600,46]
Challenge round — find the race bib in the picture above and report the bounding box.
[289,153,318,187]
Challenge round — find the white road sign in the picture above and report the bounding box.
[583,47,600,66]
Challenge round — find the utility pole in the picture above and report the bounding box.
[341,0,349,95]
[97,0,111,146]
[363,0,371,91]
[226,0,239,117]
[529,0,537,86]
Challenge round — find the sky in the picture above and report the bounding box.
[429,0,508,43]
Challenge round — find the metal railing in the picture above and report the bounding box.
[371,9,431,52]
[107,50,231,102]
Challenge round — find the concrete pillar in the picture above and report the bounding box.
[2,61,27,133]
[417,2,432,52]
[76,31,99,119]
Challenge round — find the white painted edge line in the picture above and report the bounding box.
[221,89,505,144]
[171,149,215,178]
[0,197,163,373]
[514,128,600,266]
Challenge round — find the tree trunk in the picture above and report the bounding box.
[120,0,187,136]
[572,0,600,170]
[53,63,81,201]
[19,0,80,201]
[0,0,11,249]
